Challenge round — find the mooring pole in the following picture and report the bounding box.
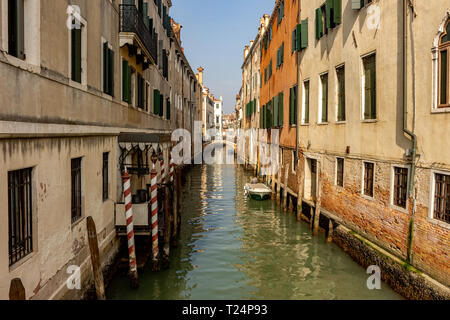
[122,169,138,288]
[150,151,160,271]
[9,278,25,300]
[86,216,106,299]
[162,185,171,269]
[171,158,179,246]
[176,167,182,234]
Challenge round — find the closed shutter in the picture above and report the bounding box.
[278,92,284,127]
[154,89,160,114]
[137,74,142,108]
[292,28,296,53]
[166,98,171,120]
[281,42,284,65]
[122,60,129,102]
[108,49,114,96]
[103,42,109,94]
[315,8,321,39]
[352,0,363,10]
[289,87,294,125]
[301,19,308,49]
[273,95,279,127]
[160,94,164,117]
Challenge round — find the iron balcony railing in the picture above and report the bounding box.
[119,4,157,64]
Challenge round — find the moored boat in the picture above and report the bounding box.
[244,183,272,200]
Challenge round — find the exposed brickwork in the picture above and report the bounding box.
[280,147,299,194]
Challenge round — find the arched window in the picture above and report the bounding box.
[439,21,450,107]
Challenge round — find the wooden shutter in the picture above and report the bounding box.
[122,60,128,102]
[278,92,284,127]
[166,98,171,120]
[293,85,298,125]
[71,27,82,83]
[301,19,308,49]
[154,89,160,114]
[326,0,333,29]
[315,8,321,39]
[273,95,279,127]
[108,49,114,96]
[159,94,164,117]
[334,0,342,24]
[103,42,109,94]
[304,81,310,124]
[352,0,363,10]
[281,42,284,65]
[292,29,296,53]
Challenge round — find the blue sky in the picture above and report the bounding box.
[170,0,275,114]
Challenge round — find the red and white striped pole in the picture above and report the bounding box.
[169,155,175,184]
[150,156,160,271]
[160,154,166,184]
[122,169,138,288]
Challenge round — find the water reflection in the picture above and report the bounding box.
[106,163,401,300]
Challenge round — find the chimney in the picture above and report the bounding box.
[197,67,204,86]
[244,45,249,59]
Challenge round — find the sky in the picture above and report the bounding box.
[170,0,275,114]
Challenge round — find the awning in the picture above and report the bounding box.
[118,132,171,150]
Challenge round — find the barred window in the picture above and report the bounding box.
[71,158,82,223]
[393,167,408,208]
[336,158,344,187]
[102,153,109,201]
[363,162,374,197]
[434,173,450,224]
[8,168,33,266]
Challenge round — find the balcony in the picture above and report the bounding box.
[119,4,157,67]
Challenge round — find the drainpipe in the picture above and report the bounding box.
[403,0,417,264]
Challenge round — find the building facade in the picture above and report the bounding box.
[0,0,200,299]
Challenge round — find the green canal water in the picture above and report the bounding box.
[107,164,402,300]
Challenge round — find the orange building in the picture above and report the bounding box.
[260,0,303,199]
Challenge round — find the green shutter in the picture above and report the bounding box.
[296,24,302,51]
[281,42,284,65]
[109,49,114,96]
[352,0,363,10]
[292,29,296,53]
[334,0,342,24]
[301,19,308,49]
[122,60,129,102]
[154,89,160,114]
[159,94,164,117]
[326,0,334,29]
[316,8,323,39]
[127,65,131,103]
[289,87,294,125]
[278,92,284,127]
[103,42,109,94]
[273,96,278,127]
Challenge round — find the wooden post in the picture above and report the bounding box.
[176,167,182,234]
[162,185,171,269]
[9,278,25,300]
[313,163,322,236]
[172,168,179,247]
[86,216,106,300]
[327,219,333,243]
[283,163,289,211]
[150,168,160,272]
[309,206,314,230]
[122,170,139,287]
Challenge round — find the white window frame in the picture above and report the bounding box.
[68,12,88,90]
[301,79,310,125]
[390,164,410,213]
[429,169,450,229]
[335,157,345,188]
[361,51,377,121]
[335,63,346,124]
[318,71,329,124]
[361,160,376,200]
[432,12,450,113]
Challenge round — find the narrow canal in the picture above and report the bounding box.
[107,164,401,300]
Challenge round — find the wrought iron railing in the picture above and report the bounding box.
[119,4,157,64]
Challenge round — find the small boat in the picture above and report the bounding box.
[244,183,272,201]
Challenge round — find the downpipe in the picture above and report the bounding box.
[403,0,417,264]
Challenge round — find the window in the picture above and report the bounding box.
[316,5,327,39]
[102,153,109,201]
[277,0,285,25]
[363,54,376,119]
[269,59,273,79]
[71,23,82,83]
[166,98,171,120]
[319,73,329,123]
[71,158,82,224]
[336,158,344,187]
[433,173,450,224]
[103,42,114,96]
[292,27,298,53]
[393,167,408,209]
[363,162,374,197]
[289,85,298,126]
[122,59,131,103]
[137,73,145,109]
[336,65,346,122]
[292,150,297,173]
[8,168,33,266]
[326,0,342,29]
[302,80,310,124]
[439,21,450,107]
[7,0,25,59]
[277,43,285,68]
[159,93,164,117]
[352,0,373,10]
